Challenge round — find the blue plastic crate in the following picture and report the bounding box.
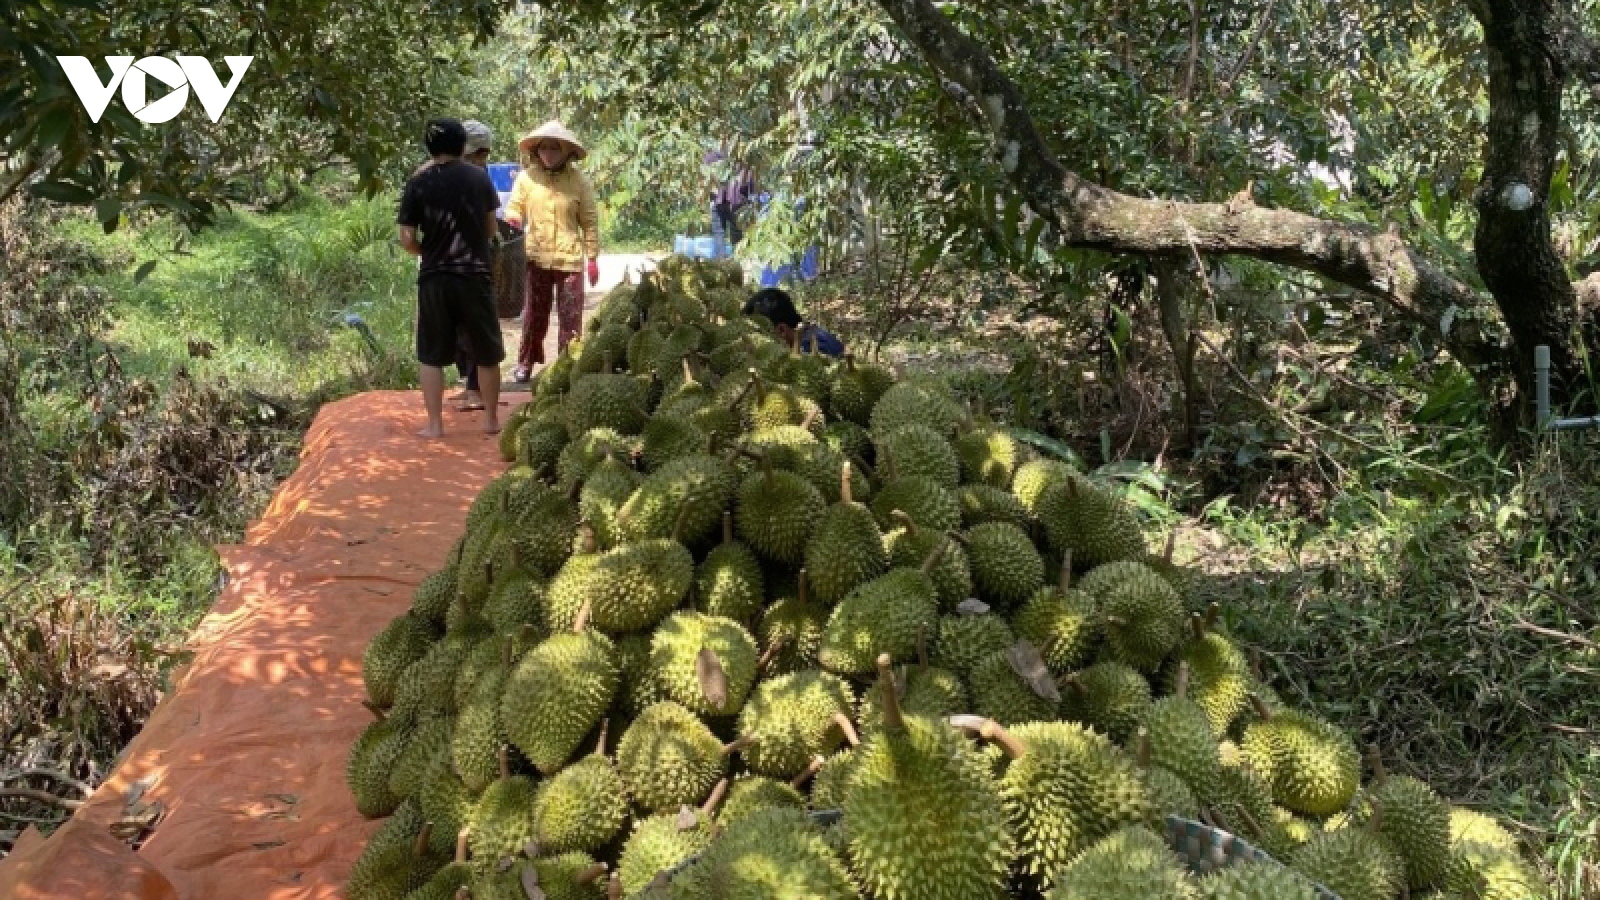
[487,163,520,192]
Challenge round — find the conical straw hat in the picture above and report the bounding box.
[519,120,587,161]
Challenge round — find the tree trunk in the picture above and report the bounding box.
[1471,0,1588,421]
[1151,255,1201,444]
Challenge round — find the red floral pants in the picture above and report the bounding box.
[517,263,584,372]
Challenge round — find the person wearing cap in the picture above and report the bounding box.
[503,120,601,383]
[396,117,505,438]
[451,119,494,412]
[742,287,845,358]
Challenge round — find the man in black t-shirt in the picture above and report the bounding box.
[397,117,506,438]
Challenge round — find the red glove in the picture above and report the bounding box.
[587,258,600,286]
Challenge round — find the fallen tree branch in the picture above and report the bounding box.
[0,788,84,811]
[1,769,95,797]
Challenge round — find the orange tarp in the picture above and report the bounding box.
[0,392,508,900]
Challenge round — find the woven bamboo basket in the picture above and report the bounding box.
[493,225,526,319]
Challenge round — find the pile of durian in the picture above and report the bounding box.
[346,255,1545,900]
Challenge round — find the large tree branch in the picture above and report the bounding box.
[870,0,1510,379]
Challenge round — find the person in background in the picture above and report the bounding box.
[503,120,600,383]
[703,147,755,247]
[396,117,505,437]
[742,287,845,358]
[451,119,495,412]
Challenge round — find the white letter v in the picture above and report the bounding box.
[57,56,134,123]
[177,56,253,123]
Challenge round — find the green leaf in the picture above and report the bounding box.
[34,107,73,150]
[1003,426,1085,470]
[133,260,158,283]
[26,180,95,203]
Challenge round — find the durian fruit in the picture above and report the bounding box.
[1036,474,1147,567]
[717,774,806,826]
[1208,755,1278,848]
[1082,560,1184,672]
[530,723,628,854]
[344,821,445,900]
[958,483,1032,529]
[1440,840,1545,900]
[1290,824,1405,900]
[616,453,737,546]
[869,379,968,436]
[1011,555,1098,673]
[734,454,827,565]
[387,713,455,802]
[348,711,410,818]
[577,323,634,374]
[1195,858,1320,900]
[1141,663,1223,804]
[452,639,514,792]
[822,419,873,463]
[1059,660,1153,744]
[1448,807,1519,853]
[472,854,609,900]
[695,512,765,624]
[756,571,826,676]
[883,510,973,610]
[410,567,457,630]
[556,427,637,494]
[577,451,639,550]
[932,609,1016,678]
[680,806,861,900]
[616,631,665,719]
[818,543,944,676]
[796,441,873,505]
[628,324,669,374]
[806,749,859,813]
[857,655,968,732]
[565,371,649,436]
[583,530,695,634]
[502,620,619,774]
[805,461,889,605]
[1239,699,1360,818]
[467,747,539,867]
[875,425,961,488]
[616,701,726,813]
[543,525,603,633]
[735,669,857,778]
[1360,749,1451,891]
[1046,824,1195,900]
[982,719,1158,887]
[417,755,475,857]
[968,641,1062,726]
[962,521,1046,611]
[505,478,580,576]
[518,421,571,480]
[870,475,961,534]
[617,811,713,897]
[842,656,1014,900]
[744,375,822,432]
[1012,458,1075,515]
[406,827,475,900]
[646,611,759,717]
[344,799,423,894]
[954,423,1022,489]
[482,549,548,635]
[1166,606,1252,736]
[829,355,894,426]
[744,424,820,471]
[363,613,436,708]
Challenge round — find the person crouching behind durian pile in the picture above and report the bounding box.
[742,287,846,358]
[502,120,601,383]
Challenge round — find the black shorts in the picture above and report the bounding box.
[416,273,505,368]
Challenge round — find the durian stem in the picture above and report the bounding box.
[1059,550,1074,593]
[574,863,609,886]
[830,712,861,748]
[889,509,916,534]
[797,569,811,606]
[602,351,614,375]
[413,823,434,860]
[670,503,692,544]
[1163,529,1178,564]
[455,887,470,900]
[839,460,854,506]
[607,872,623,900]
[454,827,470,864]
[1247,692,1273,722]
[721,734,756,757]
[1190,612,1206,641]
[1249,647,1265,680]
[874,654,904,732]
[576,522,598,555]
[1367,798,1386,834]
[499,490,510,516]
[361,700,386,722]
[801,406,821,431]
[1135,726,1152,768]
[790,755,826,790]
[730,374,757,409]
[566,477,584,502]
[1204,601,1221,631]
[1058,674,1088,697]
[501,637,514,669]
[722,511,734,545]
[1232,805,1265,839]
[881,446,899,482]
[847,453,876,482]
[1174,661,1191,700]
[979,719,1027,760]
[748,368,767,404]
[920,535,951,574]
[1366,744,1389,784]
[1103,615,1128,628]
[595,719,610,756]
[756,635,788,672]
[844,353,856,372]
[485,560,494,589]
[497,745,511,781]
[682,356,694,384]
[916,623,928,672]
[509,543,522,572]
[701,777,730,817]
[573,599,594,633]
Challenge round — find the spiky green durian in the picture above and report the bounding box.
[954,425,1022,489]
[471,854,609,900]
[542,526,603,634]
[1196,859,1320,900]
[1449,808,1519,853]
[735,461,826,565]
[1291,827,1405,900]
[1047,825,1193,900]
[1036,475,1147,566]
[646,612,760,717]
[565,372,649,436]
[695,513,764,624]
[1239,706,1360,818]
[932,611,1015,677]
[410,568,458,630]
[688,806,861,900]
[617,701,727,813]
[870,476,961,534]
[387,713,455,802]
[1059,660,1153,744]
[639,414,709,472]
[518,421,571,479]
[843,659,1014,900]
[961,521,1046,611]
[617,453,737,547]
[390,626,488,724]
[417,756,474,857]
[857,664,967,732]
[483,562,548,635]
[1166,610,1253,735]
[819,559,942,676]
[822,421,873,468]
[875,425,961,488]
[868,379,967,436]
[735,669,857,778]
[1141,666,1223,803]
[805,462,888,605]
[345,819,446,900]
[1362,770,1451,891]
[882,512,973,610]
[1012,560,1098,673]
[405,827,476,900]
[967,643,1061,726]
[577,452,640,550]
[531,740,629,854]
[617,813,713,898]
[829,355,894,426]
[958,483,1032,529]
[743,424,819,472]
[451,640,517,793]
[1441,840,1545,900]
[795,442,872,505]
[556,427,637,492]
[364,613,436,708]
[348,714,410,818]
[502,627,619,774]
[584,536,694,634]
[1011,458,1075,515]
[467,749,539,866]
[756,587,826,676]
[1081,560,1184,672]
[717,775,806,825]
[746,377,822,431]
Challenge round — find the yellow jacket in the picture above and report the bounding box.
[505,164,600,272]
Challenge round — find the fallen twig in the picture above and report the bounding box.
[0,788,84,810]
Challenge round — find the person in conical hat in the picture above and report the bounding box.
[503,120,601,382]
